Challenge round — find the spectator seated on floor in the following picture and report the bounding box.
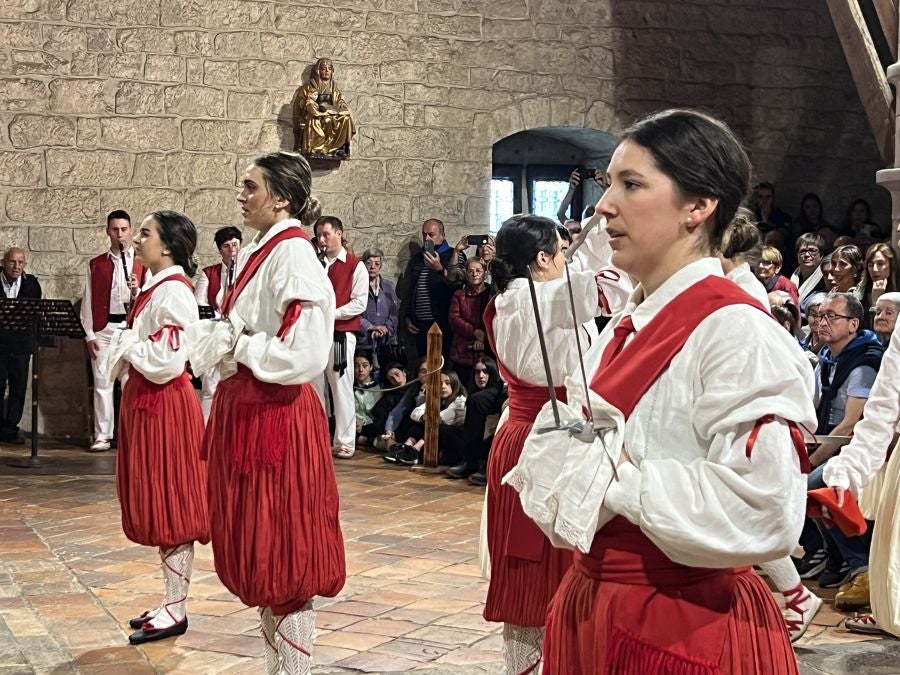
[387,370,466,467]
[353,351,382,448]
[381,357,427,455]
[446,356,506,486]
[361,362,409,450]
[755,245,799,307]
[800,292,883,609]
[873,293,900,345]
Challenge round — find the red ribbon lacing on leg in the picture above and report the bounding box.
[519,659,540,675]
[782,582,809,634]
[144,546,190,629]
[745,415,811,474]
[275,614,312,657]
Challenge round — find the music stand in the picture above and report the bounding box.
[0,299,85,468]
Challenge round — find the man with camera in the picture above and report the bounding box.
[402,218,456,359]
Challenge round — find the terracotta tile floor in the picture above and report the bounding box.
[0,443,895,674]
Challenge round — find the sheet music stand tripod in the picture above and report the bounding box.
[0,298,86,468]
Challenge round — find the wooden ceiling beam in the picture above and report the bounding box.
[872,0,898,60]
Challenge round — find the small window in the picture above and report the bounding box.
[490,178,515,233]
[532,179,571,221]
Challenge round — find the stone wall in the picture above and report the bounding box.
[0,0,889,439]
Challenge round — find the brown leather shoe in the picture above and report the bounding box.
[834,571,870,611]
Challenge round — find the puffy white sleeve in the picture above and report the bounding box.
[80,267,95,341]
[535,270,631,329]
[604,313,816,567]
[233,239,336,385]
[125,285,198,384]
[194,271,209,306]
[824,326,900,494]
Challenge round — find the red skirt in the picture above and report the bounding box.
[484,414,573,626]
[117,370,210,549]
[204,367,345,615]
[544,517,798,674]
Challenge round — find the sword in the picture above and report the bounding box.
[526,267,560,427]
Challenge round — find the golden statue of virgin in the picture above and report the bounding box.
[294,58,355,159]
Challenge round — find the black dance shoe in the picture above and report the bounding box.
[128,618,188,644]
[128,610,160,630]
[446,463,475,479]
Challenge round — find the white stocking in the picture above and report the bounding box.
[273,601,315,675]
[148,543,193,629]
[759,556,802,596]
[503,623,543,675]
[260,607,281,675]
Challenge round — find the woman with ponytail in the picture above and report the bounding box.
[99,210,209,645]
[483,213,630,674]
[187,151,344,674]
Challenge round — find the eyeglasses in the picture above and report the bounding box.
[819,312,854,323]
[798,248,821,257]
[759,260,778,268]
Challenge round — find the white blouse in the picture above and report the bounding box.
[511,258,817,567]
[99,265,198,385]
[187,219,335,386]
[726,261,770,308]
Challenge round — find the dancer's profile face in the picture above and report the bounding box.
[133,216,168,272]
[238,164,283,232]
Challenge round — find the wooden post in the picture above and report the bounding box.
[422,323,443,469]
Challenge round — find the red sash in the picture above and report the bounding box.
[126,274,194,328]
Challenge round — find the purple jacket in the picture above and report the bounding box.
[358,275,399,348]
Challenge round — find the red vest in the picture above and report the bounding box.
[88,252,146,333]
[203,263,222,310]
[327,252,362,333]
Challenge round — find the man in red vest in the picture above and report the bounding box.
[79,210,146,452]
[194,226,242,421]
[314,216,367,459]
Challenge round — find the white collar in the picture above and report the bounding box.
[249,218,304,250]
[108,247,134,259]
[141,265,183,292]
[326,247,348,264]
[626,257,725,331]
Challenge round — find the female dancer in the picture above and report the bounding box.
[188,151,344,674]
[484,213,630,674]
[99,210,209,644]
[511,110,817,673]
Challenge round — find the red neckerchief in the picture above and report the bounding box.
[126,275,194,328]
[218,227,309,317]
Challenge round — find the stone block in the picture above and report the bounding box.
[23,251,85,277]
[405,84,449,105]
[0,151,43,186]
[208,0,272,29]
[352,33,408,63]
[73,227,108,254]
[385,159,433,193]
[426,14,482,38]
[426,62,469,86]
[274,6,366,34]
[29,227,75,252]
[9,114,76,148]
[182,119,261,152]
[463,196,488,225]
[133,153,167,186]
[406,36,455,62]
[117,28,176,54]
[384,0,417,10]
[76,117,100,147]
[424,106,475,129]
[413,195,463,224]
[187,56,204,82]
[97,53,143,79]
[309,191,354,225]
[144,54,184,82]
[482,18,531,39]
[214,31,261,58]
[459,0,527,18]
[0,226,30,251]
[534,23,560,39]
[367,11,397,31]
[46,149,133,187]
[185,189,240,223]
[67,0,159,26]
[353,193,411,227]
[6,188,99,223]
[204,60,240,86]
[259,32,314,60]
[419,0,455,12]
[69,53,97,76]
[165,84,224,117]
[100,188,183,220]
[0,78,48,112]
[175,31,213,56]
[432,161,489,196]
[450,87,513,111]
[100,118,180,151]
[403,104,424,127]
[314,159,386,193]
[227,90,270,119]
[7,0,65,20]
[353,94,404,126]
[10,50,69,76]
[48,78,108,114]
[380,60,427,83]
[239,60,289,87]
[167,152,234,188]
[310,35,351,61]
[86,28,115,52]
[115,81,165,114]
[1,21,42,49]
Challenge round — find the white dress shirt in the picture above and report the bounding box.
[1,273,21,298]
[80,248,136,341]
[323,248,367,321]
